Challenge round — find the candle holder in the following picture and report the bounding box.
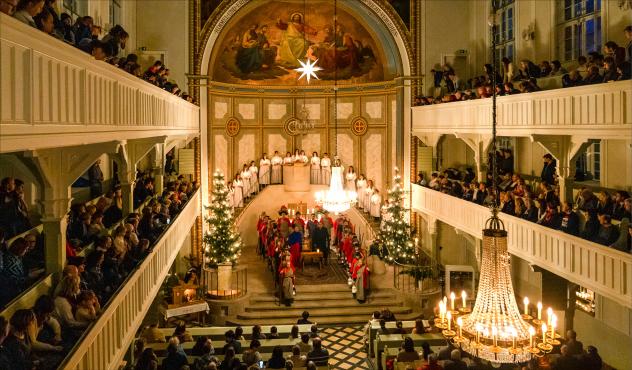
[435,321,448,330]
[546,332,561,339]
[521,314,533,321]
[508,347,523,355]
[449,310,460,316]
[453,335,468,344]
[531,319,543,326]
[527,346,541,355]
[459,307,472,314]
[489,345,502,353]
[537,342,553,352]
[442,329,456,338]
[546,338,561,346]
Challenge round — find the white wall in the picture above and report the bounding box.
[135,0,189,89]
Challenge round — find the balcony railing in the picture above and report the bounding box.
[411,184,632,309]
[60,190,200,370]
[412,81,632,139]
[0,14,199,153]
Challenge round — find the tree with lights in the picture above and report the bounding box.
[375,168,415,264]
[204,170,242,267]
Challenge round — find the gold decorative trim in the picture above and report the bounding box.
[225,117,241,137]
[283,117,301,137]
[350,116,368,136]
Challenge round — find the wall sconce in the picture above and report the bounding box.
[522,23,535,41]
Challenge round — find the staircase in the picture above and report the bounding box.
[226,284,421,326]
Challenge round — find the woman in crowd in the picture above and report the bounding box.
[283,152,294,166]
[271,151,283,184]
[173,320,193,343]
[345,166,357,191]
[135,348,159,370]
[310,152,321,184]
[356,174,367,210]
[267,345,287,369]
[232,174,244,208]
[320,153,331,185]
[259,153,271,189]
[249,160,259,195]
[54,275,88,330]
[219,346,240,370]
[279,260,295,307]
[75,290,99,324]
[370,189,382,221]
[363,180,374,212]
[397,337,420,363]
[3,309,37,370]
[13,0,44,27]
[29,295,64,354]
[240,164,252,199]
[252,324,266,340]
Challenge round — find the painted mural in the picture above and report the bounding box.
[212,1,385,84]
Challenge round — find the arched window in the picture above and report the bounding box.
[556,0,602,62]
[492,0,515,64]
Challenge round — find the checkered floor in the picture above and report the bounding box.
[320,326,372,369]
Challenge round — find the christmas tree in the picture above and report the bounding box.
[376,168,415,264]
[204,170,242,267]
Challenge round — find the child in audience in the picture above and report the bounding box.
[75,290,99,323]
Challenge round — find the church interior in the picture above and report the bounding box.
[0,0,631,369]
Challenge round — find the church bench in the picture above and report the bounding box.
[155,323,314,340]
[146,337,302,355]
[155,353,331,370]
[367,320,429,356]
[381,345,446,370]
[373,333,446,369]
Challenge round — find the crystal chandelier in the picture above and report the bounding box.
[314,0,356,214]
[315,165,357,214]
[433,3,560,364]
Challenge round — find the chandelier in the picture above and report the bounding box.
[433,2,560,364]
[294,105,315,135]
[314,0,356,214]
[315,165,357,214]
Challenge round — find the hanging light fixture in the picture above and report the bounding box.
[433,2,560,365]
[315,0,356,214]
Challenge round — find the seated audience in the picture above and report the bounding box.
[162,337,188,370]
[287,345,306,367]
[242,339,262,367]
[306,337,329,366]
[2,309,37,370]
[397,337,420,362]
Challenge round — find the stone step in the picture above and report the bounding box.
[226,311,422,326]
[245,297,403,311]
[236,305,413,321]
[249,289,397,303]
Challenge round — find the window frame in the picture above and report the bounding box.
[492,0,516,64]
[556,0,602,62]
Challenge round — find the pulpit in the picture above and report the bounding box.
[283,163,310,192]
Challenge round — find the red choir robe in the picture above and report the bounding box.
[352,263,370,289]
[291,217,305,230]
[341,235,353,264]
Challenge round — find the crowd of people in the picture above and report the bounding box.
[1,0,194,103]
[416,26,632,106]
[136,316,331,370]
[0,169,197,369]
[416,150,631,253]
[256,206,370,306]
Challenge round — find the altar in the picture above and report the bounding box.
[283,163,310,192]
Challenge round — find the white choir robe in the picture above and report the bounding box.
[296,155,308,164]
[321,158,331,185]
[259,159,271,185]
[227,187,235,209]
[310,157,321,184]
[363,187,374,212]
[345,172,357,191]
[249,166,259,193]
[283,156,294,165]
[241,171,252,197]
[271,156,283,184]
[232,180,244,207]
[356,179,367,209]
[370,193,382,218]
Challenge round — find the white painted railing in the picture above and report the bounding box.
[60,190,200,370]
[0,14,199,153]
[412,81,632,139]
[411,184,632,309]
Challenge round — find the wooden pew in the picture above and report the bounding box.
[155,353,331,369]
[367,320,428,356]
[373,333,446,370]
[153,324,314,341]
[146,337,302,355]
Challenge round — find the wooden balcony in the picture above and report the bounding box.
[411,184,632,309]
[0,14,199,153]
[60,190,200,370]
[412,81,632,139]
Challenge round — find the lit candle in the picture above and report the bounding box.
[492,326,498,347]
[542,324,547,343]
[475,323,482,344]
[450,292,456,311]
[537,302,542,320]
[511,327,517,350]
[529,326,535,348]
[447,311,452,331]
[457,317,463,337]
[523,297,529,315]
[547,307,553,326]
[461,290,467,308]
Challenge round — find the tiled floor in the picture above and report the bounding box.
[320,325,372,369]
